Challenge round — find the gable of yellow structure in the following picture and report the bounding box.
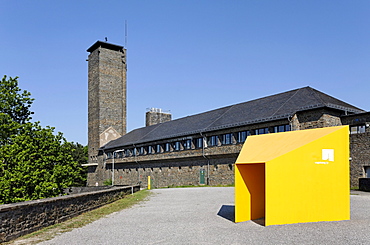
[236,126,347,164]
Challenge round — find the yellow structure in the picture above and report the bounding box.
[235,126,350,226]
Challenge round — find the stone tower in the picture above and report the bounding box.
[87,41,127,163]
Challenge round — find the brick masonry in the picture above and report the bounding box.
[146,109,172,127]
[0,185,139,243]
[88,42,127,162]
[350,132,370,188]
[87,113,370,189]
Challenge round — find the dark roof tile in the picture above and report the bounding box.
[102,86,364,150]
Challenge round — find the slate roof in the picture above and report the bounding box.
[102,86,364,150]
[87,41,124,53]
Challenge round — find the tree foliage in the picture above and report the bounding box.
[0,76,87,204]
[68,142,88,187]
[0,75,34,124]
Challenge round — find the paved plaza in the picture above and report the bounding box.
[40,187,370,245]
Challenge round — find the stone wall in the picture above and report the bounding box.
[86,112,347,187]
[0,185,140,243]
[350,132,370,188]
[88,42,127,163]
[294,109,342,130]
[111,157,236,188]
[88,110,370,189]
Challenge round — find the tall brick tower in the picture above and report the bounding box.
[87,41,127,164]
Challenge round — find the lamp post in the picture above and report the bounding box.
[112,149,125,186]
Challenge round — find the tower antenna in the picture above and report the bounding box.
[125,20,128,48]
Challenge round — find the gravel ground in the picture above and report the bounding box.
[39,187,370,245]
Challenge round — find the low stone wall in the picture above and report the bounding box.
[0,185,140,243]
[359,178,370,192]
[63,186,115,195]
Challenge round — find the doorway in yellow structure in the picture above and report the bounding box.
[235,163,265,222]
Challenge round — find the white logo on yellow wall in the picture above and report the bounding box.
[315,149,334,164]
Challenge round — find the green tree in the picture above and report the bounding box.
[69,142,88,187]
[0,76,86,204]
[0,75,34,124]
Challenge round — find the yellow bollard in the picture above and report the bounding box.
[148,176,151,190]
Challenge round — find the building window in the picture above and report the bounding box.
[165,143,171,152]
[255,127,269,135]
[222,133,233,145]
[174,141,181,151]
[139,147,145,155]
[274,125,291,133]
[184,139,192,150]
[195,138,203,149]
[107,152,113,159]
[237,131,250,143]
[125,149,132,157]
[351,125,366,134]
[117,151,124,158]
[208,135,218,147]
[133,148,138,156]
[365,166,370,178]
[147,146,153,154]
[156,144,162,154]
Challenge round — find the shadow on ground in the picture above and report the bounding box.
[217,205,235,222]
[217,205,265,226]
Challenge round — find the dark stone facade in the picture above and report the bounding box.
[87,113,370,189]
[87,41,127,162]
[350,132,370,187]
[88,115,363,188]
[343,112,370,188]
[0,185,139,243]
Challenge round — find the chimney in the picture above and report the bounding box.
[146,108,172,127]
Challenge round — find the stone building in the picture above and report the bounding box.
[87,41,127,164]
[85,41,370,188]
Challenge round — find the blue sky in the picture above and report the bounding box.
[1,1,369,145]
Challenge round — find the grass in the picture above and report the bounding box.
[5,189,151,245]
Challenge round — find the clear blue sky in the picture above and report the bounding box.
[1,1,369,145]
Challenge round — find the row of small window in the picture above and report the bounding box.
[207,125,291,146]
[106,124,291,158]
[350,125,367,134]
